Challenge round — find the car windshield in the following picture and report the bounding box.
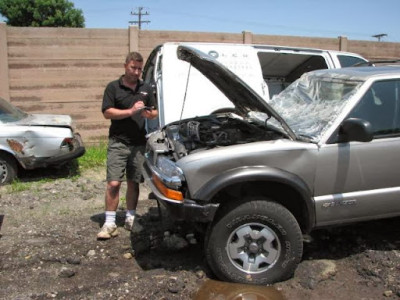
[0,97,27,123]
[267,73,364,141]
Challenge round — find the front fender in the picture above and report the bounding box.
[0,145,24,167]
[193,165,315,230]
[0,144,15,155]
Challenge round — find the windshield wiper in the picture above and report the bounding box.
[297,134,316,142]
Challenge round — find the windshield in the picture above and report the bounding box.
[267,73,364,141]
[0,97,27,123]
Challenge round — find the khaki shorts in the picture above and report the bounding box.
[106,138,145,182]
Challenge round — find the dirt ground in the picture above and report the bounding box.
[0,166,399,300]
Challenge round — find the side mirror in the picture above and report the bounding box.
[338,118,373,142]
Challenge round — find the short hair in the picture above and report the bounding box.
[125,52,143,63]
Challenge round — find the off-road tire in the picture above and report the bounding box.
[205,199,303,285]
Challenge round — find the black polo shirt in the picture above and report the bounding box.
[102,76,157,145]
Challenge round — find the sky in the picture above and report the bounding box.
[2,0,400,42]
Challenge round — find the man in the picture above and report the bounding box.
[98,52,158,240]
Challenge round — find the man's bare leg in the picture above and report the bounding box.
[106,180,122,211]
[125,180,139,230]
[97,181,121,239]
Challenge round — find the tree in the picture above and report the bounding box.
[0,0,85,27]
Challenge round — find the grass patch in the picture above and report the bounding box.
[6,177,50,193]
[78,142,107,171]
[7,179,34,193]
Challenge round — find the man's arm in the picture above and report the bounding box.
[103,101,145,120]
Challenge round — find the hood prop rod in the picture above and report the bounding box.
[179,62,193,125]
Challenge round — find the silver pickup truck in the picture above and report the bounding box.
[143,46,400,285]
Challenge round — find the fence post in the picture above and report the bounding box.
[338,36,348,51]
[243,31,253,44]
[0,23,10,100]
[129,26,139,52]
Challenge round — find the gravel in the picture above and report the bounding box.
[0,166,399,299]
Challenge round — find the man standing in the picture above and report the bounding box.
[98,52,158,240]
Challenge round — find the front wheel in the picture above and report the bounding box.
[0,152,18,185]
[205,200,303,285]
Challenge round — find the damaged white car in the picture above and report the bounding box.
[143,46,400,284]
[0,97,85,185]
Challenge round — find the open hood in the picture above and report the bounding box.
[176,46,297,140]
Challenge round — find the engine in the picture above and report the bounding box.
[165,115,280,157]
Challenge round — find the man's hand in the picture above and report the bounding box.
[103,101,146,120]
[141,106,158,119]
[130,101,145,115]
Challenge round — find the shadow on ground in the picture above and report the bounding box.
[130,207,212,275]
[15,160,80,183]
[303,216,400,260]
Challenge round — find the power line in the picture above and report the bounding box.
[129,7,150,29]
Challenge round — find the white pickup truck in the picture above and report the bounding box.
[143,42,368,130]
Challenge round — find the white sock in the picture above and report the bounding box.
[126,210,136,219]
[105,211,116,225]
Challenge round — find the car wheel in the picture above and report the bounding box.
[0,152,18,185]
[205,199,303,285]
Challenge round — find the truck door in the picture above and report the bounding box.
[143,45,163,132]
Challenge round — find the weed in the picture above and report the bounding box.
[120,196,126,206]
[7,178,50,193]
[8,179,32,193]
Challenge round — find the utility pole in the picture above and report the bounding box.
[129,7,150,29]
[372,33,387,42]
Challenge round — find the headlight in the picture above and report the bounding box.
[153,156,184,201]
[156,156,184,180]
[152,174,184,201]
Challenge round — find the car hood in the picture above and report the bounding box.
[15,114,73,127]
[176,45,297,140]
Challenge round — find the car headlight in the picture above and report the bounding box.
[152,156,184,201]
[156,156,184,183]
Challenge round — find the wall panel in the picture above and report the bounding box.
[1,25,399,144]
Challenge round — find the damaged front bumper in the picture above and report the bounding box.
[143,161,219,223]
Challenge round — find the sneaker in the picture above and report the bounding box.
[97,223,118,240]
[124,216,135,231]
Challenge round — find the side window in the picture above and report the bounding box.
[337,55,368,67]
[348,80,400,137]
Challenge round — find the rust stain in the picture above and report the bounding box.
[7,139,24,154]
[79,123,109,130]
[69,114,86,120]
[10,83,89,90]
[11,96,41,102]
[21,105,46,111]
[9,62,121,69]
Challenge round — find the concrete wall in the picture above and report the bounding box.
[1,23,399,144]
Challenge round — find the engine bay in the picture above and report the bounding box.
[164,114,283,157]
